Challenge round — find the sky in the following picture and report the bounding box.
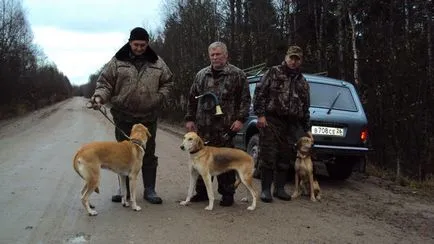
[22,0,166,86]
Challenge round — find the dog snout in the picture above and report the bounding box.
[180,145,185,150]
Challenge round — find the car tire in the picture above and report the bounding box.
[326,157,355,180]
[247,134,260,179]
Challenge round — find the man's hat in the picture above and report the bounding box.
[129,27,149,41]
[286,45,303,58]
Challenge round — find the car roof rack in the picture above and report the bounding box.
[243,63,329,77]
[313,71,328,76]
[243,63,267,77]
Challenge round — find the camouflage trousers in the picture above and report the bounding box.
[193,124,236,196]
[258,115,298,172]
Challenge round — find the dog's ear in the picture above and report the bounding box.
[144,127,151,138]
[197,135,204,150]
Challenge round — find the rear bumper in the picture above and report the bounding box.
[313,144,369,157]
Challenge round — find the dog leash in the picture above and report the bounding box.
[95,106,132,140]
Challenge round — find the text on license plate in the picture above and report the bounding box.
[311,126,344,137]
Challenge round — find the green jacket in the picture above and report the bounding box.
[253,63,311,132]
[185,63,251,131]
[94,43,173,120]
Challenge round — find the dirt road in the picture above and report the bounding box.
[0,97,432,244]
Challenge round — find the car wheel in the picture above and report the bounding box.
[326,157,355,180]
[247,134,260,179]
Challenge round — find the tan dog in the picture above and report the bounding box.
[73,123,151,216]
[291,136,321,202]
[179,132,257,211]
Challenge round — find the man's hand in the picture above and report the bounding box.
[86,95,103,110]
[256,116,268,128]
[230,120,243,132]
[185,121,197,132]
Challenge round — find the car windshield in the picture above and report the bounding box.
[309,82,357,112]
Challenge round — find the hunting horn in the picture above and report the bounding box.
[195,92,224,115]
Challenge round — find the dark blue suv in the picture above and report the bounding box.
[232,73,369,180]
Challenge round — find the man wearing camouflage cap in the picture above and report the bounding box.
[253,45,313,203]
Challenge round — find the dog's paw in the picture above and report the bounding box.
[247,205,255,211]
[122,202,130,207]
[133,205,141,211]
[180,201,189,206]
[204,205,213,211]
[88,210,98,216]
[291,193,299,199]
[316,195,321,201]
[241,197,249,202]
[310,197,317,202]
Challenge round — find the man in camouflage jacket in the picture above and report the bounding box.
[253,45,313,203]
[185,41,251,206]
[90,27,173,204]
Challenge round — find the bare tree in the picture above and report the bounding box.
[0,0,73,118]
[337,0,345,79]
[347,7,359,86]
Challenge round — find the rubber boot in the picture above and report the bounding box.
[190,176,209,202]
[142,167,163,204]
[217,171,236,207]
[111,176,130,202]
[260,168,273,203]
[273,171,291,201]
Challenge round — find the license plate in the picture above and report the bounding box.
[312,126,344,137]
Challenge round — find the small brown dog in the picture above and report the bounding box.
[73,123,151,216]
[291,136,321,202]
[179,132,257,211]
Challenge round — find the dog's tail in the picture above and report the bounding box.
[72,153,86,180]
[73,153,84,179]
[233,157,255,189]
[73,153,100,194]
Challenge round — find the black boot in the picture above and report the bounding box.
[191,193,209,202]
[142,167,163,204]
[273,171,291,201]
[260,168,273,203]
[191,176,209,202]
[219,195,234,206]
[217,171,236,207]
[111,176,130,202]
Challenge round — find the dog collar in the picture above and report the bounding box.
[189,149,201,154]
[297,150,310,159]
[130,139,145,151]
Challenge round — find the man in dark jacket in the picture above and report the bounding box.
[89,27,174,204]
[253,45,313,203]
[184,41,251,206]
